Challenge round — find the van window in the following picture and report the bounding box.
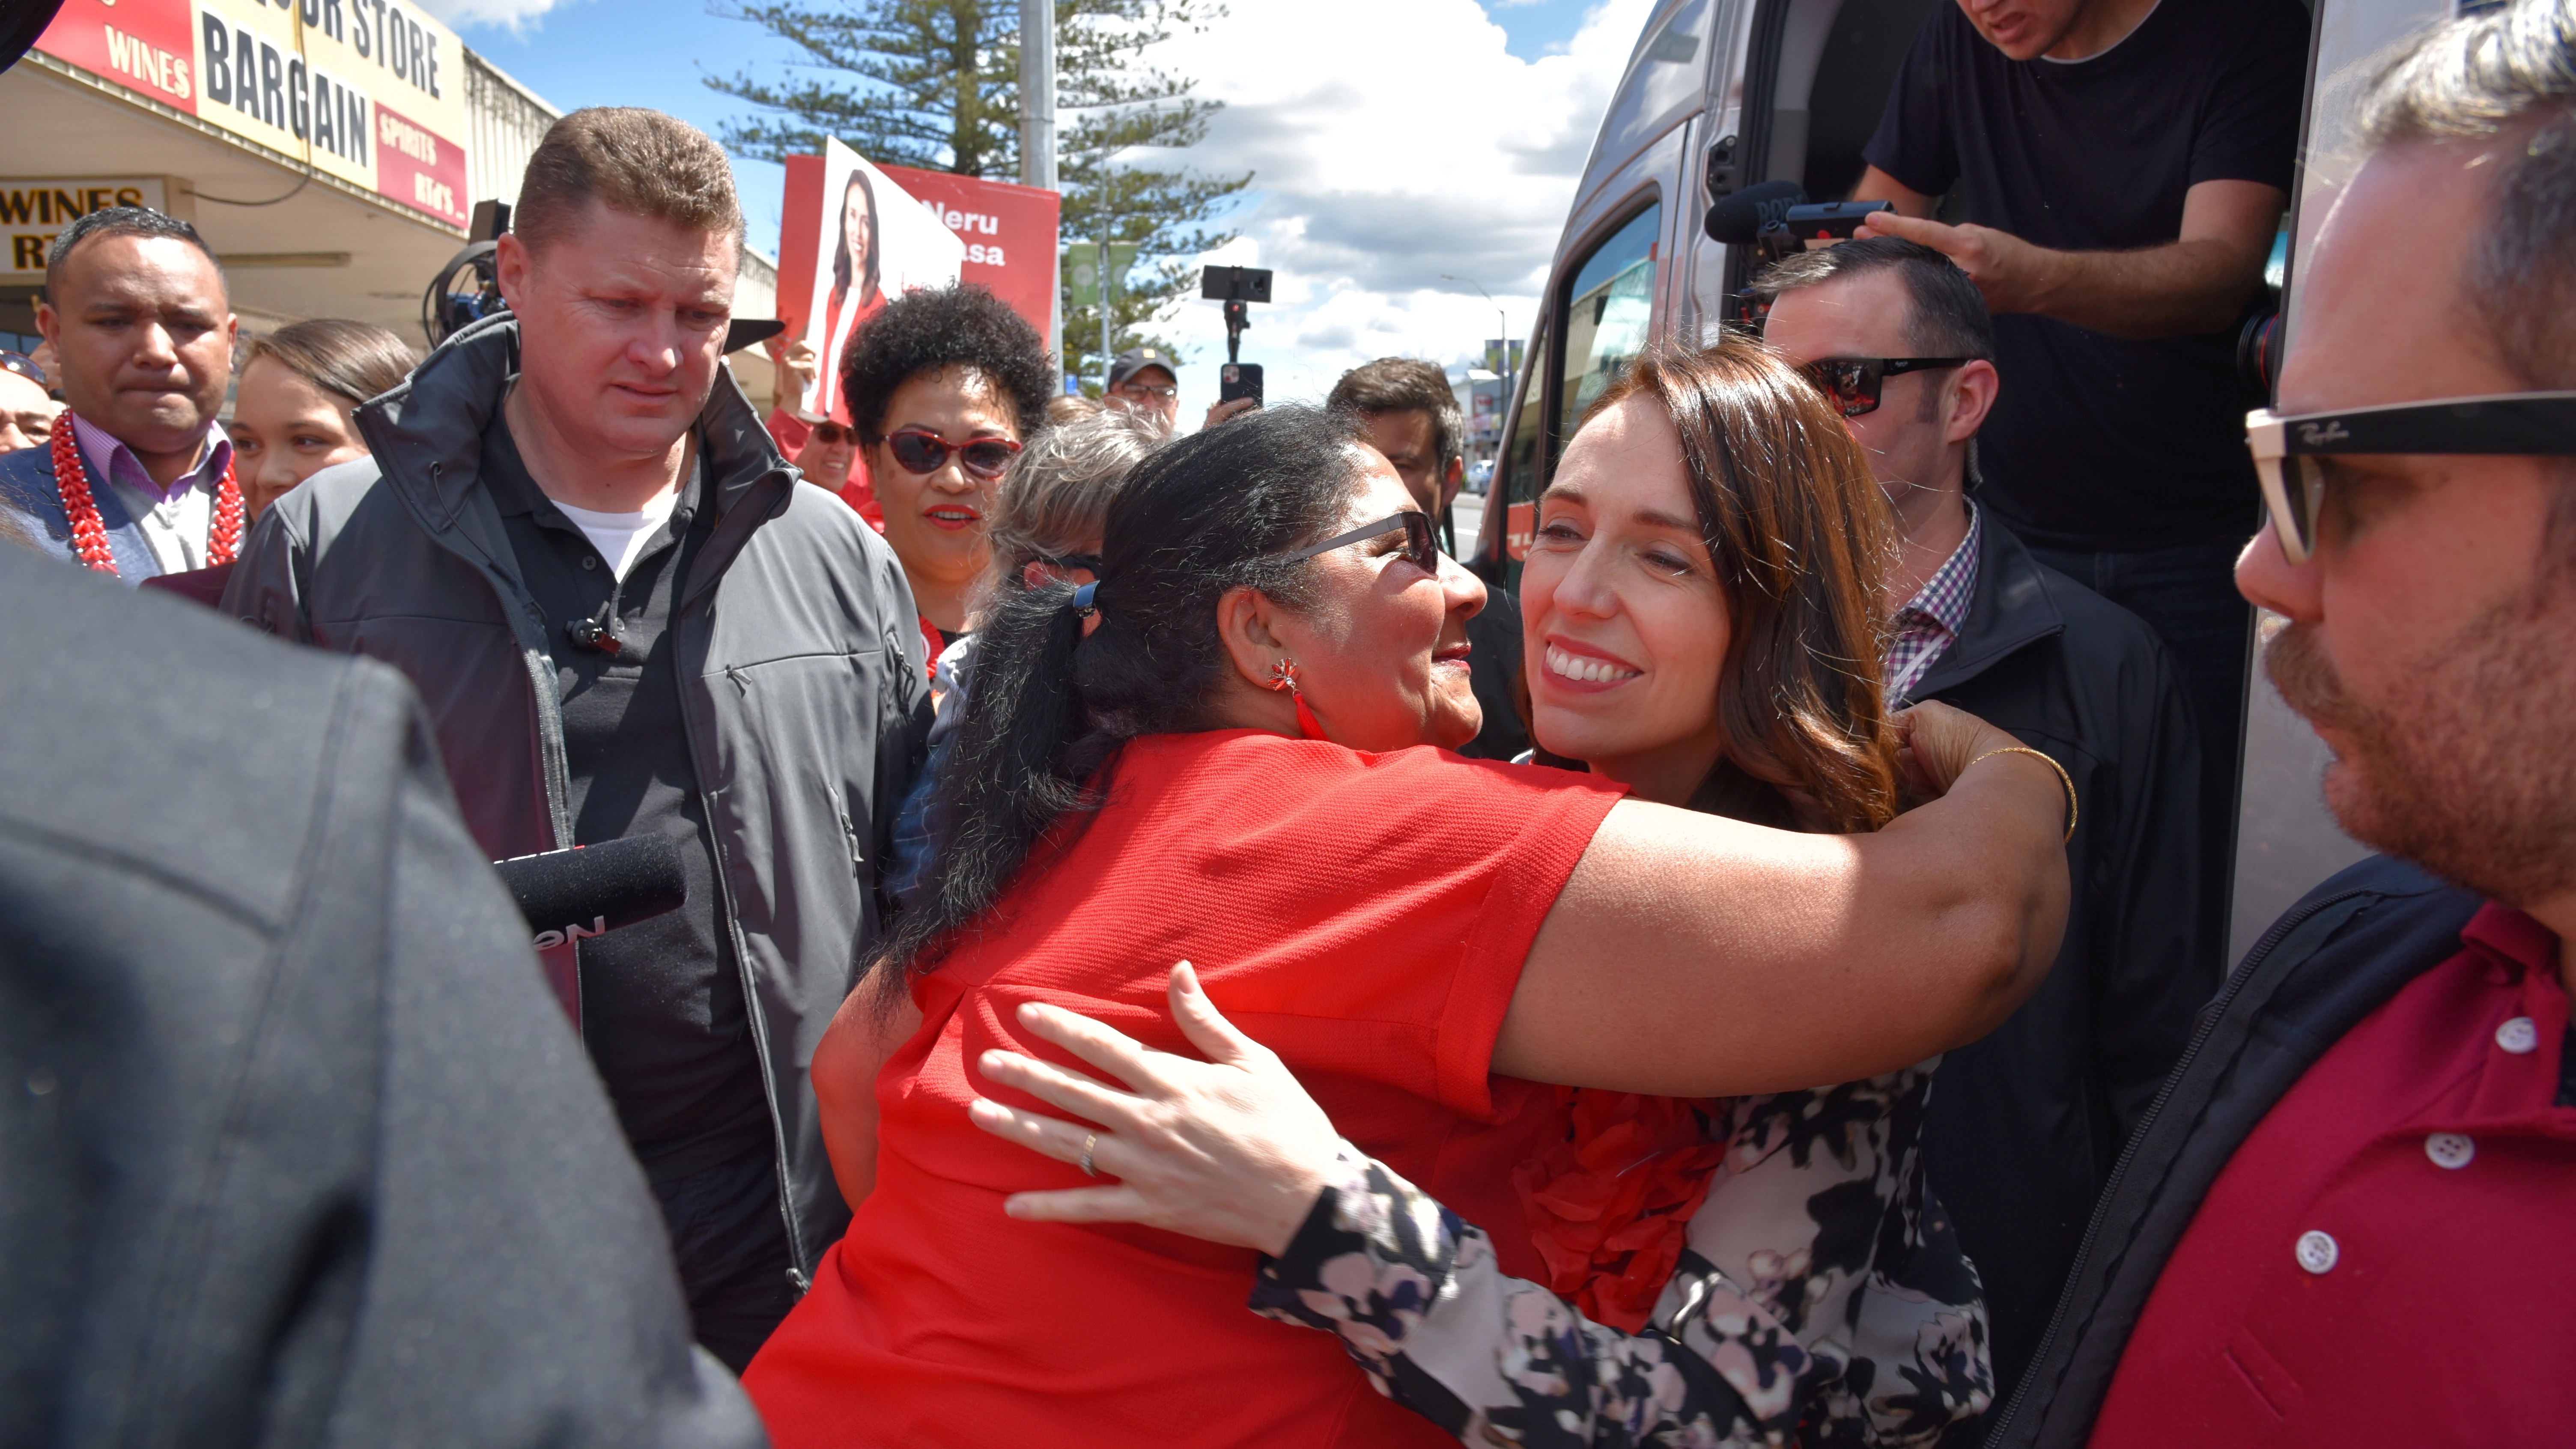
[1557,202,1663,442]
[1501,315,1552,562]
[1591,0,1717,177]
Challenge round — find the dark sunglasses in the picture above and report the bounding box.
[1800,356,1970,418]
[2247,392,2576,564]
[1280,512,1440,572]
[886,429,1024,480]
[809,420,853,444]
[0,351,45,387]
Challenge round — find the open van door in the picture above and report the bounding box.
[2226,0,2478,958]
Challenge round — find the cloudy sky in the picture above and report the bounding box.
[422,0,1658,421]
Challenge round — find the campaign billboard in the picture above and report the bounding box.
[777,140,964,423]
[33,0,472,230]
[875,163,1058,346]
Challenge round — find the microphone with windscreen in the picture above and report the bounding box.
[492,835,688,950]
[1704,180,1808,246]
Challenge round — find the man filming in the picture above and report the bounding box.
[225,108,930,1371]
[1852,0,2308,879]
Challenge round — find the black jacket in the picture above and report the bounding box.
[1983,855,2483,1448]
[1911,518,2222,1398]
[224,315,932,1276]
[0,548,763,1446]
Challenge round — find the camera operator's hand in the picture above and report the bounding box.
[1203,397,1258,430]
[1855,212,2059,317]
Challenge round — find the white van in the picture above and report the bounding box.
[1470,0,2475,957]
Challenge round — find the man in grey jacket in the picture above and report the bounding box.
[224,107,929,1370]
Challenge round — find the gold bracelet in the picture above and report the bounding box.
[1969,745,2077,844]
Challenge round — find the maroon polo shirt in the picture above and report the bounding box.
[2092,902,2576,1445]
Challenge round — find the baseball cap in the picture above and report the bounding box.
[1107,347,1177,390]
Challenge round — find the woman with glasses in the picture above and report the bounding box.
[916,340,2007,1447]
[838,283,1057,667]
[743,344,2075,1447]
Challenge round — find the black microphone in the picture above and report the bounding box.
[1703,180,1807,245]
[492,835,687,951]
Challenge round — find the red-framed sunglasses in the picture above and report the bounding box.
[886,429,1023,480]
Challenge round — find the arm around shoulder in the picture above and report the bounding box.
[1495,706,2070,1098]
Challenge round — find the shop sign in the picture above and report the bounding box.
[34,0,472,231]
[0,178,173,280]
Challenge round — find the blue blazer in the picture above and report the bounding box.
[0,439,167,582]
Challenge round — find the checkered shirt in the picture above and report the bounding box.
[1881,502,1982,708]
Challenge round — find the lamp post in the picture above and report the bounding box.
[1443,274,1510,473]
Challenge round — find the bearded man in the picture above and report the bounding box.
[0,208,242,580]
[1987,3,2576,1445]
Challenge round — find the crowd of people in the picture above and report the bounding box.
[3,0,2574,1443]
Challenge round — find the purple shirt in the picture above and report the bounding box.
[1881,501,1982,707]
[68,412,232,575]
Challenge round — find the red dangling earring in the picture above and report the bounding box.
[1268,659,1328,742]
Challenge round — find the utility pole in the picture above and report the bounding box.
[1019,0,1061,384]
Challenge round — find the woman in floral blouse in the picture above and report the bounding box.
[966,343,2004,1446]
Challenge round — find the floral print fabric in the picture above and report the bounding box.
[1249,1064,1992,1447]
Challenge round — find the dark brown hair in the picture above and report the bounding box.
[1328,358,1464,479]
[244,318,414,408]
[513,107,744,255]
[1574,337,1901,833]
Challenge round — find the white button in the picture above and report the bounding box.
[2295,1229,2339,1274]
[2496,1016,2539,1054]
[2425,1132,2476,1170]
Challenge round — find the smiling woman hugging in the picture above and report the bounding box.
[743,351,2075,1447]
[838,282,1056,668]
[955,337,2021,1446]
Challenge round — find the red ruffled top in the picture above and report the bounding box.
[1512,1087,1731,1333]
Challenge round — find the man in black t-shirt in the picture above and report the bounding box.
[1851,0,2308,875]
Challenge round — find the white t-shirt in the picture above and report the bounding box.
[553,492,680,580]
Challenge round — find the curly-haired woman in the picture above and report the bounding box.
[743,341,2074,1446]
[838,282,1057,664]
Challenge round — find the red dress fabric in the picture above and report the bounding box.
[745,730,1624,1448]
[2093,903,2576,1446]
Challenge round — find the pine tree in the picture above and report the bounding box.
[708,0,1249,382]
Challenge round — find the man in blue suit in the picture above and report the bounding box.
[0,206,242,582]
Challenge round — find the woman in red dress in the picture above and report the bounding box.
[745,394,2071,1446]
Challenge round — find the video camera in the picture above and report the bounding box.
[1704,179,1898,329]
[1703,180,1895,264]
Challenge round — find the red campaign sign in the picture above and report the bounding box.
[37,0,203,113]
[373,99,468,228]
[876,164,1060,343]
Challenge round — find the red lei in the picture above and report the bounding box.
[49,414,242,576]
[1512,1087,1733,1333]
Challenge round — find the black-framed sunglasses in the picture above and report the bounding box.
[885,429,1024,480]
[1279,512,1440,572]
[1800,356,1970,418]
[0,351,45,387]
[2246,392,2576,564]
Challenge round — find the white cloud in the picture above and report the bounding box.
[1118,0,1654,424]
[412,0,571,33]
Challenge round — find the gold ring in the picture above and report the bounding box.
[1079,1133,1099,1178]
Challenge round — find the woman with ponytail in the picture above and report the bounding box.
[746,344,2072,1448]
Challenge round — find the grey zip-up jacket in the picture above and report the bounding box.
[220,314,932,1277]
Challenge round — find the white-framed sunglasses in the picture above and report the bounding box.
[2245,392,2576,563]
